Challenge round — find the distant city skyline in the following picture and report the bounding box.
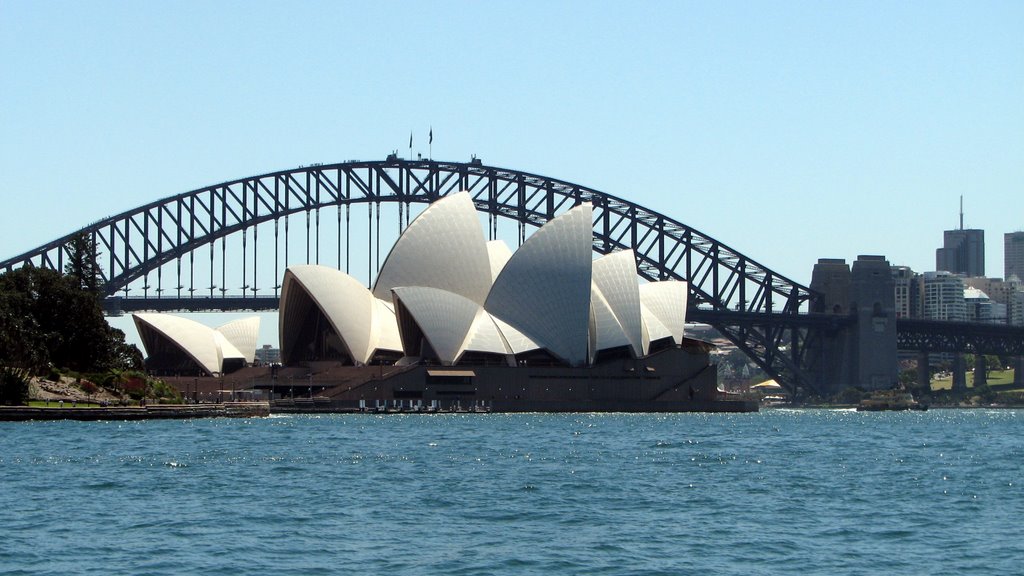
[2,1,1021,347]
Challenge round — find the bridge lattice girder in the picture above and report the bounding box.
[897,318,1024,356]
[1,159,817,392]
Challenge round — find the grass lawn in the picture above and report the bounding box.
[26,400,103,408]
[932,369,1020,391]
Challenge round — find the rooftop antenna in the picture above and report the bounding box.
[959,195,964,230]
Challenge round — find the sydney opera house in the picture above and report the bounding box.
[134,193,751,411]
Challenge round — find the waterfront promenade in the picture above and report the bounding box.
[0,402,269,421]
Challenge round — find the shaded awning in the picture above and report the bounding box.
[426,370,476,377]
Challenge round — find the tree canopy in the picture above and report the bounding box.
[63,232,104,295]
[0,264,142,374]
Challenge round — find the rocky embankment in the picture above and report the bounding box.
[29,376,124,405]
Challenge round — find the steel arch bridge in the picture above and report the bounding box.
[2,157,824,394]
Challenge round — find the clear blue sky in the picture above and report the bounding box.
[2,1,1022,347]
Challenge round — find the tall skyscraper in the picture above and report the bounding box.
[1006,231,1024,281]
[935,197,984,277]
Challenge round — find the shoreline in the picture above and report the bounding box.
[0,402,269,421]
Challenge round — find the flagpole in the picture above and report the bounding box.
[429,126,433,160]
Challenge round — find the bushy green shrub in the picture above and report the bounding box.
[973,383,997,404]
[835,387,866,405]
[149,379,182,403]
[1,367,29,405]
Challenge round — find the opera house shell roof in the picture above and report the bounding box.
[279,192,688,368]
[132,314,260,376]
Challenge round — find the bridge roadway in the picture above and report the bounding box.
[106,295,1024,358]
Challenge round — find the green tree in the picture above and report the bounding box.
[985,355,1001,378]
[0,367,29,405]
[0,285,49,371]
[63,232,104,296]
[0,266,140,374]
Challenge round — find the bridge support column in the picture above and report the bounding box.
[808,256,897,396]
[973,354,988,388]
[916,352,930,391]
[1014,357,1024,387]
[952,354,967,392]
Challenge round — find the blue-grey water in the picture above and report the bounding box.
[2,410,1021,575]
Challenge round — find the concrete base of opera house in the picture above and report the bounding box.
[163,344,758,414]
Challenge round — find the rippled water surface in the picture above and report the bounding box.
[2,410,1022,575]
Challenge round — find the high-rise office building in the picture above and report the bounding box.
[936,228,985,277]
[891,266,919,319]
[936,197,984,277]
[1006,231,1024,282]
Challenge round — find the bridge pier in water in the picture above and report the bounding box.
[917,352,930,390]
[973,354,988,388]
[951,354,968,392]
[809,256,898,396]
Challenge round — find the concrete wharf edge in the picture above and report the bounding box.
[269,399,759,414]
[0,402,270,422]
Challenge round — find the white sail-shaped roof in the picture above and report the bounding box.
[280,265,379,365]
[392,287,480,366]
[591,285,633,356]
[372,192,492,305]
[640,302,670,345]
[486,240,513,283]
[213,331,244,362]
[639,281,689,345]
[491,316,541,355]
[592,250,644,357]
[216,317,260,364]
[485,204,594,366]
[132,313,223,375]
[463,310,512,357]
[372,299,403,353]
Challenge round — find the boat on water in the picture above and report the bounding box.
[761,394,790,408]
[857,389,927,412]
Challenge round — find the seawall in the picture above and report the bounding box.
[0,402,270,422]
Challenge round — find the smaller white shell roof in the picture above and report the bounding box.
[486,240,513,283]
[463,309,512,357]
[133,313,222,375]
[491,316,540,355]
[592,250,644,357]
[372,299,403,353]
[280,265,377,365]
[639,281,688,345]
[214,332,243,362]
[641,302,672,344]
[392,286,481,366]
[591,286,633,355]
[216,317,260,363]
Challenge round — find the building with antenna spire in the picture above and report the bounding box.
[1006,231,1024,282]
[936,195,984,277]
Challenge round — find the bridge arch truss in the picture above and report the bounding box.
[2,158,819,392]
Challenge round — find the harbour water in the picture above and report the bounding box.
[2,409,1021,575]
